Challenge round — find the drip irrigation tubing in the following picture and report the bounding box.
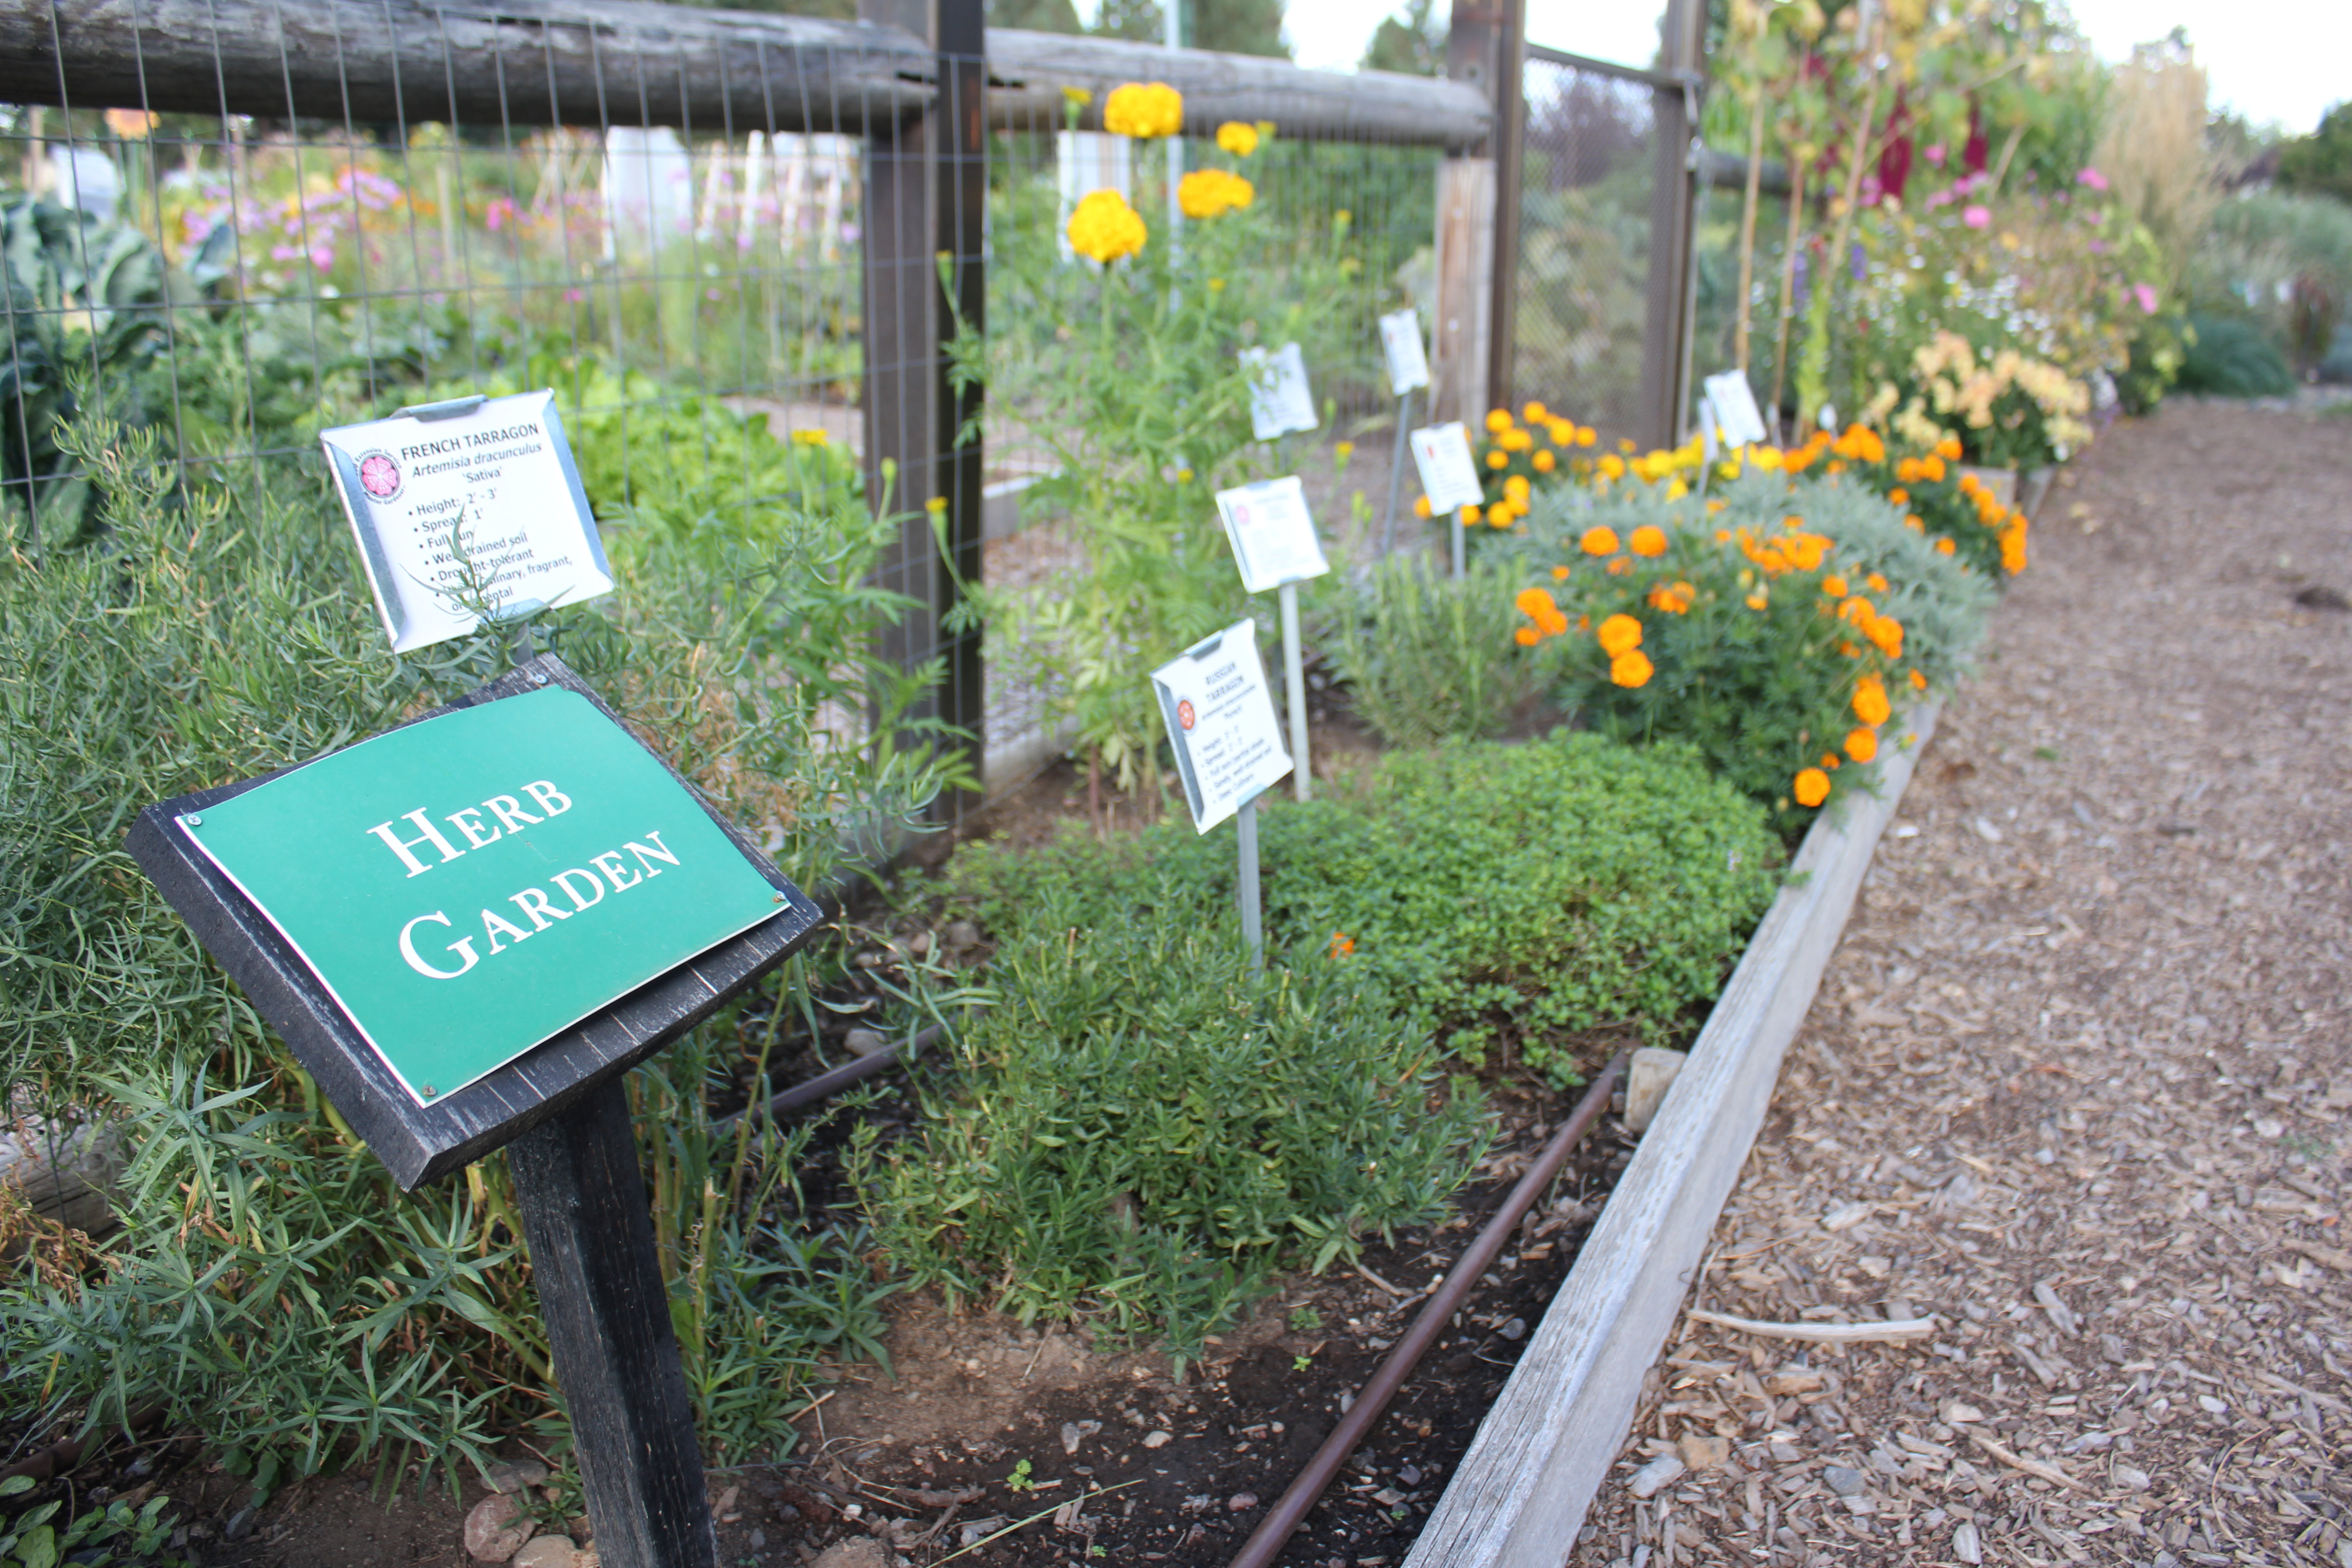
[1224,1051,1631,1568]
[710,1021,945,1137]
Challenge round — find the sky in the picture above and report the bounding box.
[1258,0,2346,135]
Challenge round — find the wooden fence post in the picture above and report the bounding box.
[861,0,986,813]
[1637,0,1706,451]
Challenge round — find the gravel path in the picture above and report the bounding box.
[1570,402,2352,1568]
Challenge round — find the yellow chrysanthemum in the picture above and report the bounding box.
[1215,121,1259,157]
[1103,82,1184,138]
[1066,188,1147,264]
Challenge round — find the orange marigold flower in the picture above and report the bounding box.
[1936,435,1963,461]
[1504,474,1531,502]
[1866,573,1888,593]
[1514,587,1557,619]
[1551,564,1571,581]
[1867,616,1903,658]
[1548,419,1575,446]
[1609,649,1654,688]
[1905,514,1925,531]
[1935,537,1957,556]
[1502,428,1534,452]
[1895,457,1922,484]
[1852,676,1891,726]
[1888,487,1910,505]
[1597,453,1627,480]
[1606,556,1634,575]
[1910,668,1929,691]
[1487,449,1510,469]
[1745,592,1768,611]
[1329,931,1354,958]
[1823,753,1842,769]
[1486,505,1513,528]
[1533,449,1556,472]
[1485,408,1514,434]
[1838,594,1876,625]
[1414,495,1433,518]
[1921,454,1946,482]
[1822,574,1848,598]
[1629,525,1668,558]
[1958,472,1980,496]
[1845,726,1879,763]
[1596,612,1643,658]
[1514,626,1540,647]
[1793,767,1831,808]
[1580,526,1620,556]
[1646,584,1687,614]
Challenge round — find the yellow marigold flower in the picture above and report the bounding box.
[1822,574,1848,598]
[1852,676,1891,726]
[1215,120,1259,156]
[1581,526,1619,557]
[1576,426,1597,448]
[1629,525,1668,559]
[1935,537,1956,556]
[1533,449,1557,473]
[1597,453,1627,480]
[1177,168,1254,219]
[1414,495,1433,518]
[1062,86,1095,107]
[1501,428,1534,452]
[1103,81,1183,138]
[1752,446,1784,471]
[1459,504,1480,524]
[1548,419,1574,446]
[1664,479,1688,500]
[1486,450,1510,470]
[1846,727,1879,764]
[1596,613,1643,659]
[1793,768,1830,808]
[1523,400,1549,424]
[1610,649,1654,688]
[1504,475,1530,502]
[1485,408,1514,434]
[1067,188,1147,263]
[924,495,948,514]
[1335,441,1355,459]
[1486,505,1513,528]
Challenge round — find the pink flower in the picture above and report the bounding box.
[2077,166,2109,192]
[1962,205,1991,229]
[1923,142,1946,166]
[2133,282,2158,314]
[564,287,587,303]
[485,196,518,232]
[309,244,335,271]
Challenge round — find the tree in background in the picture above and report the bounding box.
[1092,0,1289,57]
[1362,0,1445,76]
[2278,103,2352,206]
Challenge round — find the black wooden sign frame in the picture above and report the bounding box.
[128,653,826,1191]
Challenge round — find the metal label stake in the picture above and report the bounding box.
[1278,579,1310,802]
[1381,385,1412,556]
[1236,790,1263,972]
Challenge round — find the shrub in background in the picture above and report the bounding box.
[945,731,1781,1078]
[853,908,1489,1366]
[2171,312,2298,398]
[1327,555,1559,747]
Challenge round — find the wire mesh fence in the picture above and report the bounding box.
[1509,46,1669,445]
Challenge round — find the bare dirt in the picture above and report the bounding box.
[1570,400,2352,1567]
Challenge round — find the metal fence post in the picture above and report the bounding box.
[861,0,986,816]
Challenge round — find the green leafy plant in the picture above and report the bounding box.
[0,1475,183,1568]
[853,904,1490,1364]
[1328,555,1559,747]
[1004,1459,1035,1493]
[943,730,1780,1076]
[1286,1305,1323,1333]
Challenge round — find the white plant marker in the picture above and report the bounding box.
[1151,619,1294,970]
[1215,475,1328,803]
[1378,309,1432,555]
[1408,421,1485,581]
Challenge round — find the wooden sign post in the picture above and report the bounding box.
[1150,620,1293,970]
[1407,421,1486,581]
[1214,476,1329,803]
[1378,309,1432,556]
[130,657,824,1568]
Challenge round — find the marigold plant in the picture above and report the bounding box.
[1103,81,1184,138]
[1066,188,1148,264]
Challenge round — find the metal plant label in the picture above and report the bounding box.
[1215,475,1330,595]
[1241,342,1319,441]
[1151,619,1292,833]
[1703,370,1769,446]
[321,388,613,653]
[177,687,783,1107]
[1410,421,1485,513]
[1379,309,1431,395]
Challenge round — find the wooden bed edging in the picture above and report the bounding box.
[1401,700,1943,1568]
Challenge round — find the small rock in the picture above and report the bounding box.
[1396,1464,1423,1486]
[1060,1419,1102,1455]
[1953,1519,1983,1564]
[511,1539,578,1568]
[749,1529,766,1548]
[1677,1434,1729,1472]
[845,1028,888,1056]
[943,920,981,952]
[1142,1430,1174,1449]
[2113,1464,2152,1492]
[1623,1047,1687,1134]
[809,1538,896,1568]
[464,1494,534,1563]
[1371,1488,1403,1508]
[1227,1493,1259,1513]
[958,1518,1009,1548]
[1627,1454,1684,1499]
[1970,816,2005,844]
[1497,1317,1526,1342]
[486,1460,551,1495]
[2197,1394,2228,1415]
[223,1507,256,1542]
[1821,1465,1866,1498]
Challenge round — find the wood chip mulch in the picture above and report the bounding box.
[1570,400,2352,1568]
